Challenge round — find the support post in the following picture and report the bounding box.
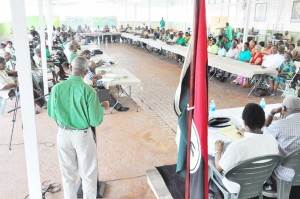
[39,0,49,95]
[166,0,169,29]
[10,0,42,198]
[243,0,252,43]
[46,0,53,52]
[134,2,137,29]
[148,0,151,28]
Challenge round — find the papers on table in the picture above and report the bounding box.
[219,125,242,141]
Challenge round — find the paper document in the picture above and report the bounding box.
[219,125,242,141]
[102,74,127,79]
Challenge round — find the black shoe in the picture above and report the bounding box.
[117,107,129,112]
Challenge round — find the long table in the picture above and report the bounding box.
[208,54,277,79]
[79,32,122,44]
[208,103,281,156]
[82,42,143,112]
[79,32,121,37]
[121,33,188,57]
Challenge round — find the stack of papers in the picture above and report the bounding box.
[102,74,127,80]
[219,125,242,141]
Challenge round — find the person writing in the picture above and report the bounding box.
[211,103,279,197]
[47,56,109,198]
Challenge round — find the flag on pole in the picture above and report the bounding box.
[174,0,208,198]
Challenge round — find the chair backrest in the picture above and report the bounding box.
[294,61,300,74]
[281,148,300,185]
[225,155,281,199]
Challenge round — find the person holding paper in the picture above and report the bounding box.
[211,103,279,196]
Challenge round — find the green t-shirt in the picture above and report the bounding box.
[160,20,166,29]
[46,49,51,57]
[225,26,233,41]
[175,37,186,46]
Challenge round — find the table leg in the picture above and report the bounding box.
[248,75,263,97]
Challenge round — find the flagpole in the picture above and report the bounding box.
[185,0,200,198]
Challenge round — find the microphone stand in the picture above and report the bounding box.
[7,91,49,150]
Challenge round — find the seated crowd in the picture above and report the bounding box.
[0,23,131,114]
[207,23,300,96]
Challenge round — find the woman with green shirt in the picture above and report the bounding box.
[269,52,296,96]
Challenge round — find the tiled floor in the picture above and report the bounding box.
[0,42,282,199]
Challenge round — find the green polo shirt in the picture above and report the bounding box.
[47,75,104,129]
[175,37,187,46]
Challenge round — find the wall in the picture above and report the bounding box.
[206,0,300,42]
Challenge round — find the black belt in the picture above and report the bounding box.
[59,125,89,131]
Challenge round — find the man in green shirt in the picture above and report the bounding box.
[175,31,187,46]
[47,56,109,199]
[225,22,233,41]
[160,17,166,29]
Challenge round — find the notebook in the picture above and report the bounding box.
[219,125,243,141]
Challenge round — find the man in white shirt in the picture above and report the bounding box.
[0,43,6,57]
[33,48,42,69]
[265,96,300,182]
[2,52,17,76]
[283,31,292,43]
[0,57,17,99]
[212,103,279,196]
[226,39,240,59]
[261,45,284,69]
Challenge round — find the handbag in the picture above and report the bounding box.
[91,49,103,56]
[208,117,231,128]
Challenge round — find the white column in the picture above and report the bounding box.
[125,0,128,25]
[39,0,49,95]
[166,0,169,29]
[243,0,252,44]
[46,0,53,52]
[134,2,137,29]
[148,0,151,28]
[10,0,42,198]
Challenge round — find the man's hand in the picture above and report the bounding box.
[271,107,282,115]
[236,128,245,137]
[215,140,224,152]
[97,60,104,66]
[100,101,110,110]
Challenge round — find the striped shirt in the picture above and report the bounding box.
[265,113,300,181]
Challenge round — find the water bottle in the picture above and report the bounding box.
[209,100,216,118]
[260,98,266,109]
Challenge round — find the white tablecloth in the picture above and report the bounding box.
[79,32,121,37]
[95,66,143,90]
[208,54,278,78]
[208,103,281,156]
[121,33,188,57]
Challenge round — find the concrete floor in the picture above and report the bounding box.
[0,42,282,199]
